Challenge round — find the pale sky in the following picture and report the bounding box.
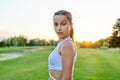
[0,0,120,42]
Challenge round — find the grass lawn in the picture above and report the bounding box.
[74,48,120,80]
[0,46,120,80]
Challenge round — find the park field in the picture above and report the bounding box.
[0,46,120,80]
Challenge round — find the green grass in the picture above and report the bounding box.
[0,47,120,80]
[0,46,54,80]
[74,48,120,80]
[0,47,35,53]
[0,55,3,57]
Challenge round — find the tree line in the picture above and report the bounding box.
[0,18,120,48]
[0,35,58,47]
[77,18,120,48]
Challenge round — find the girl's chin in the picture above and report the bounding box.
[58,36,68,39]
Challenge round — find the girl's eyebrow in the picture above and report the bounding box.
[61,20,67,23]
[53,20,67,23]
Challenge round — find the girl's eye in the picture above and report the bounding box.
[61,22,67,26]
[54,23,58,26]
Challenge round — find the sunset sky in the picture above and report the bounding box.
[0,0,120,42]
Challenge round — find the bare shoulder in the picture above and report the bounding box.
[60,41,75,55]
[62,41,75,48]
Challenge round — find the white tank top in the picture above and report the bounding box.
[48,37,76,71]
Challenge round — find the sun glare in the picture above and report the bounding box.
[74,28,111,42]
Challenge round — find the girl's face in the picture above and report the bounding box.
[53,14,72,40]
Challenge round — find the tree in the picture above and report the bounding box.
[0,40,6,47]
[17,35,27,46]
[100,42,109,49]
[40,39,49,46]
[107,36,120,48]
[109,18,120,48]
[28,38,41,46]
[49,39,58,46]
[112,18,120,37]
[11,37,18,46]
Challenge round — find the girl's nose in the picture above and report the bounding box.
[58,25,62,31]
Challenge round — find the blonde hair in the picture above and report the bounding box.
[53,10,74,41]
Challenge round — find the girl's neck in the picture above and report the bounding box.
[58,36,70,42]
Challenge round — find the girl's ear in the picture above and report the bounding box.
[70,23,73,29]
[71,22,73,26]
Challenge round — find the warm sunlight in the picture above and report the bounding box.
[0,0,120,42]
[0,1,120,80]
[74,26,112,42]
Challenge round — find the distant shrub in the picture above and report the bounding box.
[100,42,109,50]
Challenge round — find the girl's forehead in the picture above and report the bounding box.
[53,14,68,22]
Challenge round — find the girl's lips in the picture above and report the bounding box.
[57,32,63,35]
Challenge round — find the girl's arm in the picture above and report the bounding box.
[60,41,75,80]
